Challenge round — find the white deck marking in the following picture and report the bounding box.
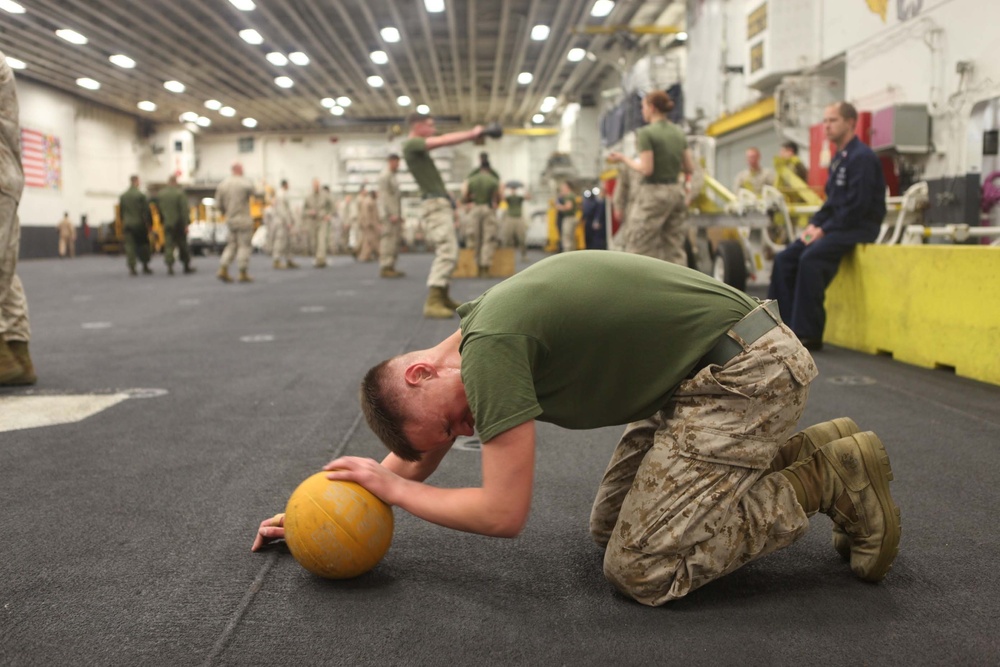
[81,322,112,329]
[0,394,129,433]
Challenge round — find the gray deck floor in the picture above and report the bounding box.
[2,250,998,666]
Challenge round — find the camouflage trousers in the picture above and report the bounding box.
[220,225,253,271]
[271,221,293,261]
[379,216,402,270]
[624,183,688,266]
[466,204,498,269]
[560,216,578,252]
[503,216,527,257]
[123,224,151,270]
[590,310,819,605]
[0,193,29,341]
[422,198,457,288]
[315,218,330,263]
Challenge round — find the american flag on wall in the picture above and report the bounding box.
[20,128,62,190]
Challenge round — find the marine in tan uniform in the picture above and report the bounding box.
[355,187,380,262]
[733,147,776,195]
[377,155,405,278]
[271,179,299,270]
[303,179,334,268]
[215,162,257,283]
[119,175,153,276]
[402,112,487,319]
[0,50,35,385]
[154,175,195,275]
[461,161,501,276]
[57,212,76,258]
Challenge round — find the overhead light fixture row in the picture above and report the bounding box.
[530,25,549,41]
[205,99,223,110]
[288,51,309,66]
[219,106,236,117]
[381,27,400,43]
[0,1,26,14]
[239,29,263,45]
[56,29,88,45]
[337,96,352,107]
[397,95,411,106]
[424,0,445,12]
[330,106,345,116]
[416,104,430,114]
[567,48,586,62]
[266,52,288,66]
[242,118,258,128]
[367,75,384,88]
[76,77,100,90]
[137,101,157,112]
[591,0,614,17]
[164,80,186,93]
[321,97,336,108]
[517,72,533,85]
[228,0,255,10]
[274,76,294,88]
[370,50,388,65]
[5,56,26,69]
[109,54,136,69]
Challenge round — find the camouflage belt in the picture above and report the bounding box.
[698,300,783,369]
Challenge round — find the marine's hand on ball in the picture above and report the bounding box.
[250,512,285,552]
[324,456,401,505]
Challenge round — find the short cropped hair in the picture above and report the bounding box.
[360,358,422,462]
[781,140,799,155]
[833,101,859,123]
[407,112,431,125]
[388,153,400,160]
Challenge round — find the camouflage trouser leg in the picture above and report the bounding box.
[0,194,29,341]
[272,223,290,261]
[175,228,191,267]
[560,217,577,252]
[163,225,177,266]
[423,198,457,288]
[624,183,688,266]
[220,225,253,271]
[379,218,402,270]
[123,225,150,269]
[470,205,498,268]
[316,219,330,262]
[591,317,819,605]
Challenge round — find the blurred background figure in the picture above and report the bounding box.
[582,188,607,250]
[57,211,76,259]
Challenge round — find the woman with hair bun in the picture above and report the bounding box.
[608,90,694,265]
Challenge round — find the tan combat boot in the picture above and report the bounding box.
[779,432,901,582]
[273,258,285,269]
[238,269,253,283]
[0,339,24,384]
[767,418,860,560]
[442,285,461,311]
[286,259,300,269]
[217,266,233,283]
[5,341,37,385]
[380,267,405,278]
[423,286,455,319]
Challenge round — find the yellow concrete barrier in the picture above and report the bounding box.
[825,244,1000,386]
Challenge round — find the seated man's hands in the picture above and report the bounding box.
[801,223,825,246]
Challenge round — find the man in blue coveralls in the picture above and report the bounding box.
[768,102,886,351]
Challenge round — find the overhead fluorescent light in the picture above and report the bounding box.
[540,96,557,112]
[266,52,288,66]
[228,0,255,10]
[367,75,384,88]
[242,118,258,128]
[397,95,411,106]
[56,29,88,45]
[381,27,400,43]
[416,104,430,114]
[675,31,688,41]
[591,0,614,17]
[370,50,388,65]
[196,116,211,127]
[288,51,309,65]
[0,1,26,14]
[336,96,352,107]
[567,48,586,62]
[180,111,199,122]
[220,106,236,117]
[320,97,336,108]
[164,80,186,93]
[424,0,445,12]
[274,76,294,88]
[517,72,533,85]
[530,25,549,41]
[202,197,216,206]
[205,99,223,110]
[137,101,157,112]
[4,56,26,70]
[532,114,545,124]
[239,29,263,44]
[109,54,136,68]
[75,77,100,90]
[330,106,345,116]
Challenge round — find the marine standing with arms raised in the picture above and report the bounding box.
[215,162,256,283]
[377,154,405,278]
[119,175,153,276]
[608,90,694,265]
[402,112,486,319]
[0,49,36,386]
[154,174,195,276]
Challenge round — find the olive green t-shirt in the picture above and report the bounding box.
[457,251,758,443]
[466,171,499,205]
[402,137,448,197]
[119,186,149,228]
[636,119,686,184]
[155,186,189,228]
[506,195,525,218]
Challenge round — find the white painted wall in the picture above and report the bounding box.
[14,76,141,228]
